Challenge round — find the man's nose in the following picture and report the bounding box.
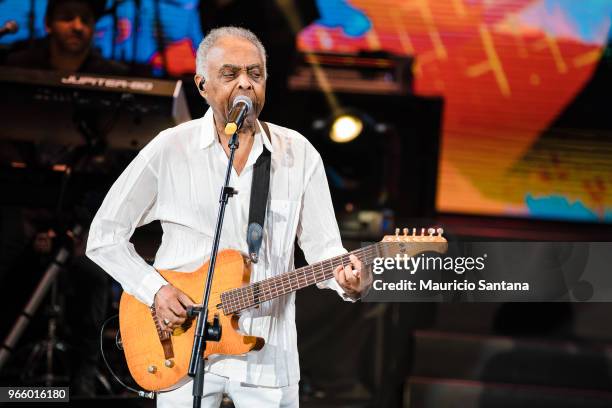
[71,17,85,31]
[237,72,253,90]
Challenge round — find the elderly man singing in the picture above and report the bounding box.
[86,26,363,407]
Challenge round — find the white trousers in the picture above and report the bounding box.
[156,373,299,408]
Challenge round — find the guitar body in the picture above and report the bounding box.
[119,249,264,391]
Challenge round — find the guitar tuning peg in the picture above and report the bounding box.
[403,228,408,236]
[412,228,416,236]
[421,228,425,236]
[395,228,400,237]
[428,228,435,236]
[436,227,444,236]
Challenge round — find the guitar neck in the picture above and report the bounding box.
[220,243,382,314]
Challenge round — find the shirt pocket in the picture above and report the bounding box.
[267,199,300,256]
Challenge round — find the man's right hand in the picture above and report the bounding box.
[154,284,195,334]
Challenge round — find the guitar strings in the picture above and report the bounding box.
[225,244,381,312]
[249,245,379,303]
[222,243,383,313]
[223,236,443,313]
[227,237,444,312]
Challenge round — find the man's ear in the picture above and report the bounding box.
[194,75,205,93]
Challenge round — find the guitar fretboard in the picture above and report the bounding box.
[220,242,383,314]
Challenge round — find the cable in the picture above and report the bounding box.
[99,315,155,399]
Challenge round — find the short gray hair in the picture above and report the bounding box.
[196,26,267,80]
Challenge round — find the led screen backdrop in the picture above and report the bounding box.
[299,0,612,223]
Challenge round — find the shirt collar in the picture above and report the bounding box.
[199,107,274,153]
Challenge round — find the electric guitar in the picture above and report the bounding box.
[118,227,448,391]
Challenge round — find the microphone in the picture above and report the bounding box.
[0,20,18,38]
[224,95,253,136]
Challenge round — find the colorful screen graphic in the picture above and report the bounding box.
[298,0,612,223]
[0,0,203,76]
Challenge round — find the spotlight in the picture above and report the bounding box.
[329,114,363,143]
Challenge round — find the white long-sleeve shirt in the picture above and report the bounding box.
[86,108,351,387]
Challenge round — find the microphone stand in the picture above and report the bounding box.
[188,130,239,408]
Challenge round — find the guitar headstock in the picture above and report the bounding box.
[381,227,447,243]
[376,227,448,258]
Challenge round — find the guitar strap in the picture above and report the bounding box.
[246,121,272,263]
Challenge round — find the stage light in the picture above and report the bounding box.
[329,114,363,143]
